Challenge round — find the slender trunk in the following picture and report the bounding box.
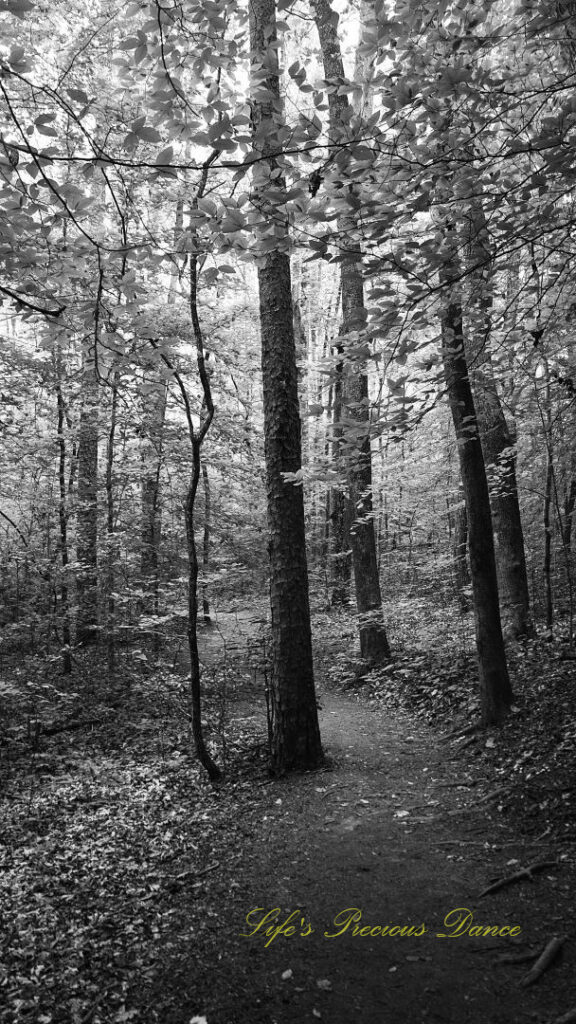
[186,231,221,782]
[106,371,119,671]
[140,363,166,618]
[312,0,390,663]
[201,461,211,625]
[543,370,554,634]
[328,343,351,605]
[76,345,99,646]
[465,196,532,638]
[441,256,512,725]
[250,0,322,772]
[55,355,72,674]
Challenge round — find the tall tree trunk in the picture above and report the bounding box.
[55,348,72,674]
[201,461,211,625]
[328,341,351,606]
[105,370,119,671]
[542,363,554,635]
[465,197,533,638]
[312,0,390,663]
[140,358,166,618]
[250,0,322,772]
[76,345,99,646]
[441,255,513,725]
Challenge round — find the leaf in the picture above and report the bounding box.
[36,124,58,137]
[118,37,141,50]
[135,125,162,143]
[66,88,89,104]
[155,146,174,165]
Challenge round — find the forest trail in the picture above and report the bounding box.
[149,636,575,1024]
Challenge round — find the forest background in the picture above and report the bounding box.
[1,0,576,760]
[2,0,576,1018]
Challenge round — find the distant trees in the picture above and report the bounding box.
[312,0,390,664]
[3,0,576,767]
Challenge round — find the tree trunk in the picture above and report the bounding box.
[441,263,513,725]
[105,369,119,671]
[328,342,351,606]
[201,460,211,625]
[452,485,471,612]
[543,367,554,635]
[140,358,166,618]
[465,197,533,638]
[250,0,322,773]
[312,0,390,663]
[563,478,576,550]
[55,349,72,674]
[76,348,99,646]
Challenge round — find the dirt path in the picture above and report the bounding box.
[150,679,574,1024]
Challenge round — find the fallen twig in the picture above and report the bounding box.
[441,721,482,743]
[458,734,481,752]
[519,934,566,987]
[434,781,478,790]
[476,785,511,805]
[479,860,558,898]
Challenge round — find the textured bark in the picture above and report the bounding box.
[328,345,352,606]
[250,0,322,772]
[312,0,390,663]
[465,199,532,638]
[453,485,471,612]
[76,351,99,646]
[441,268,513,725]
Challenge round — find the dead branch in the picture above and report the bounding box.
[479,860,558,898]
[459,734,481,751]
[476,785,511,805]
[441,720,482,743]
[519,934,567,987]
[434,780,479,789]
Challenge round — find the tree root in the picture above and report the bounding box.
[479,860,558,898]
[519,934,567,987]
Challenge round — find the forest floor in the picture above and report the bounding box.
[1,602,576,1024]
